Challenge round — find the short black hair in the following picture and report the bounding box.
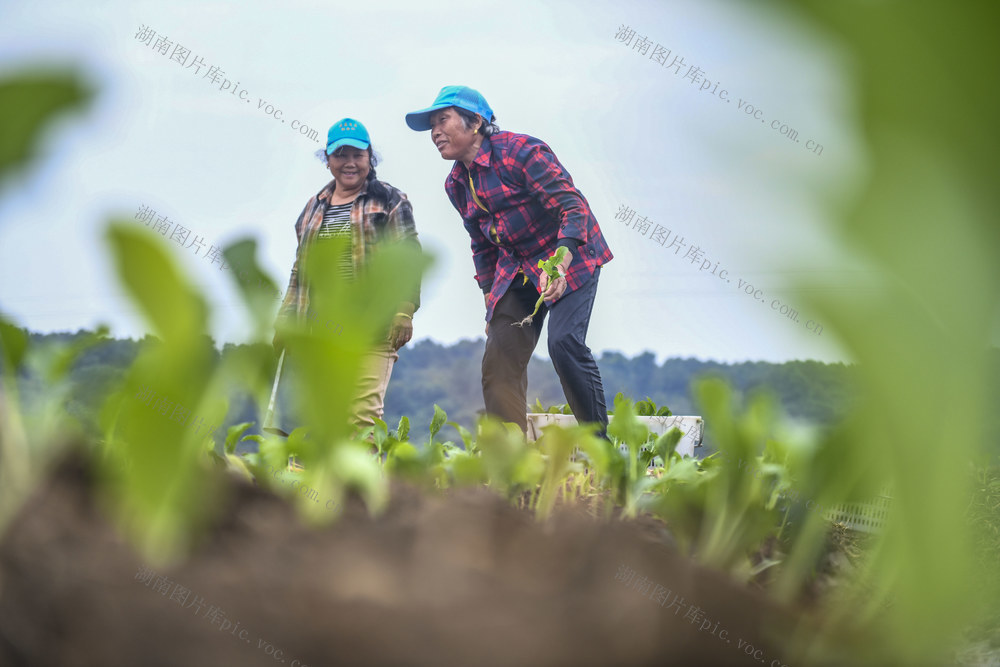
[452,106,499,137]
[316,144,380,169]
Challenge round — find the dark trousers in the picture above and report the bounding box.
[482,267,608,438]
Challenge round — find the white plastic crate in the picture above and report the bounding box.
[824,489,893,533]
[525,413,703,458]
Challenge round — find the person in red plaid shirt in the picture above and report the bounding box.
[406,86,614,437]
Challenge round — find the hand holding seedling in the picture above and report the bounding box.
[513,247,571,328]
[539,247,572,302]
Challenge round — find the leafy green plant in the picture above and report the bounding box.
[266,235,431,522]
[533,423,592,520]
[638,379,799,580]
[204,421,257,483]
[761,2,996,664]
[513,247,567,328]
[97,222,228,561]
[529,398,573,415]
[635,396,672,417]
[605,393,653,515]
[0,67,95,532]
[607,392,672,417]
[82,206,429,552]
[0,324,113,531]
[0,68,94,188]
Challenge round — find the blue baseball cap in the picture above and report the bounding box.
[326,118,370,155]
[405,85,494,131]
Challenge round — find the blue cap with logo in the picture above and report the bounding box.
[405,85,494,131]
[326,118,370,155]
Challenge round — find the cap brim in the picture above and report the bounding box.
[405,103,451,131]
[326,138,369,155]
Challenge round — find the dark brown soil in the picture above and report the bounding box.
[0,452,808,667]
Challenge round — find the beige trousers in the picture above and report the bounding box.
[349,340,399,432]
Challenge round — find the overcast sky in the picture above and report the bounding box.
[0,0,873,364]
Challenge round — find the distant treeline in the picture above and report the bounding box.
[8,330,999,455]
[385,340,858,440]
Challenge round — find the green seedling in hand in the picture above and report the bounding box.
[513,247,568,328]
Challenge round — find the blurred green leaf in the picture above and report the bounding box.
[281,236,430,452]
[0,318,28,373]
[607,394,649,452]
[0,69,94,187]
[396,415,410,442]
[653,427,683,464]
[764,3,997,661]
[98,222,220,563]
[372,417,389,451]
[106,222,208,342]
[46,325,110,383]
[536,424,591,520]
[449,451,487,486]
[447,420,473,450]
[222,239,283,340]
[385,441,422,479]
[224,422,254,456]
[429,404,447,442]
[511,447,545,490]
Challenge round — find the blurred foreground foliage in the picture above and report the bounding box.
[764,1,1000,664]
[3,3,1000,661]
[0,68,96,529]
[0,67,94,189]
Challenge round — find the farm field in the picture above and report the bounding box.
[1,353,998,666]
[2,1,999,665]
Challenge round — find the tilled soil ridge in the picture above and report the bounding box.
[0,454,802,667]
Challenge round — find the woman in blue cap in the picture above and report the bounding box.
[406,87,613,438]
[273,118,422,434]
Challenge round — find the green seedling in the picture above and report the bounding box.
[512,247,568,328]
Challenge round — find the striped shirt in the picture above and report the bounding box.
[277,178,421,327]
[316,201,355,280]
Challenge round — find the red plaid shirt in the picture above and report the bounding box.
[444,131,613,321]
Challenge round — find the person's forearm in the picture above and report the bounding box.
[397,301,416,317]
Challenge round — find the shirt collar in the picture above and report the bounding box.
[318,177,369,203]
[448,135,493,181]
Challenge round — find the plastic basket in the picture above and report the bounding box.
[824,489,893,533]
